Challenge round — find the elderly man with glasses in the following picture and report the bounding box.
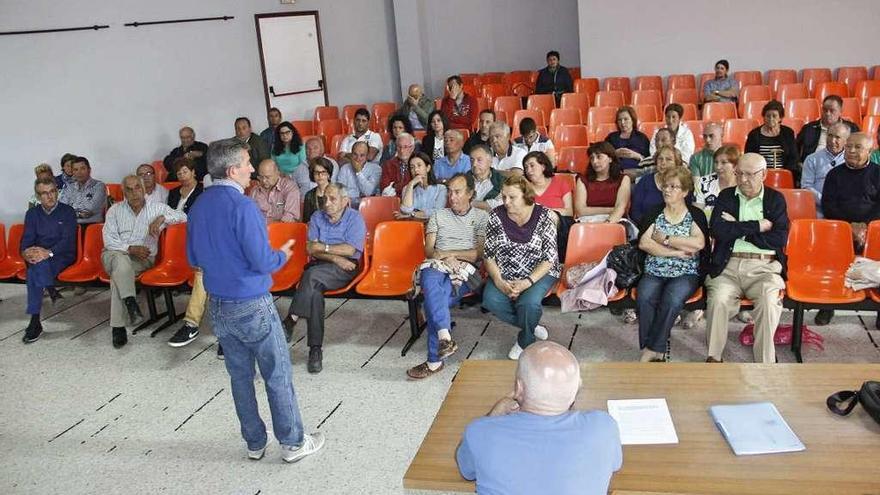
[704,153,790,364]
[379,132,417,196]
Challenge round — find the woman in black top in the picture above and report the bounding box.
[744,100,798,175]
[422,110,448,162]
[302,157,333,223]
[166,157,203,214]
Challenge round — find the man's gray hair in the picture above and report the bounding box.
[490,121,510,137]
[397,132,415,145]
[121,174,146,194]
[444,129,463,141]
[326,182,349,199]
[207,138,250,180]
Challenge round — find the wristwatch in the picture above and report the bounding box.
[48,250,54,258]
[324,243,330,253]
[662,235,671,247]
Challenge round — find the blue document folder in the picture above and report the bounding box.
[709,402,805,456]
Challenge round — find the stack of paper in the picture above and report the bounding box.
[709,402,805,456]
[607,398,679,445]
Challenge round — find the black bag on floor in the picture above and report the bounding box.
[606,241,644,289]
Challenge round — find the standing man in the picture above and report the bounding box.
[284,183,366,374]
[137,163,168,205]
[705,153,789,363]
[188,138,325,462]
[234,117,270,169]
[59,156,107,225]
[163,126,208,181]
[702,59,737,103]
[20,177,78,343]
[441,75,479,130]
[260,107,283,150]
[688,122,723,177]
[398,84,434,131]
[534,51,574,105]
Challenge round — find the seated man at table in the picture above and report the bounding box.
[406,173,488,379]
[456,341,622,495]
[283,183,366,374]
[705,153,789,364]
[20,177,78,343]
[102,174,187,349]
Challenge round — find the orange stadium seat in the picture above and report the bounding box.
[680,103,699,122]
[633,104,659,124]
[683,120,707,149]
[777,83,809,107]
[631,90,663,118]
[560,93,590,123]
[493,96,522,127]
[854,80,880,115]
[549,108,581,133]
[782,117,805,136]
[863,116,880,148]
[526,94,557,126]
[738,85,772,116]
[733,70,763,90]
[722,119,758,149]
[593,90,625,108]
[764,169,794,189]
[667,74,695,90]
[0,224,26,279]
[556,223,627,301]
[591,123,617,143]
[635,75,663,93]
[266,222,308,292]
[603,77,632,103]
[638,121,665,139]
[356,221,425,297]
[837,66,868,96]
[867,97,880,117]
[371,102,398,132]
[329,134,346,159]
[556,146,589,175]
[780,189,818,221]
[555,125,590,149]
[702,102,738,122]
[512,109,544,136]
[786,98,821,122]
[767,69,797,98]
[57,223,104,283]
[667,88,699,106]
[742,100,770,121]
[574,78,600,103]
[317,119,344,143]
[801,68,832,97]
[313,106,340,128]
[586,107,617,131]
[291,120,314,136]
[816,81,849,103]
[841,97,862,125]
[106,184,124,204]
[358,196,401,256]
[481,83,511,106]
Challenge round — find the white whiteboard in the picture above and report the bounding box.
[258,14,323,96]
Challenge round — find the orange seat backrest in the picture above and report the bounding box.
[493,96,522,127]
[777,83,808,106]
[722,119,758,149]
[329,134,346,159]
[0,224,6,261]
[591,122,617,143]
[573,78,599,102]
[840,97,862,125]
[780,189,817,221]
[682,120,707,150]
[633,104,659,124]
[106,184,124,204]
[785,98,821,122]
[854,80,880,114]
[816,81,849,103]
[356,221,425,294]
[268,222,308,290]
[863,220,880,260]
[317,119,344,140]
[733,70,763,90]
[836,66,868,96]
[738,85,772,115]
[556,146,589,176]
[602,77,631,103]
[764,169,794,189]
[787,219,854,274]
[549,108,582,132]
[782,117,805,136]
[291,120,314,136]
[638,121,665,139]
[635,75,663,93]
[742,100,770,120]
[631,89,663,117]
[359,196,401,256]
[702,102,738,123]
[667,74,696,90]
[554,125,590,149]
[587,107,618,130]
[513,109,545,132]
[593,90,625,108]
[801,68,832,97]
[667,88,699,106]
[313,106,340,127]
[767,69,797,98]
[564,223,626,265]
[5,224,25,263]
[560,93,590,123]
[526,94,557,124]
[152,160,168,184]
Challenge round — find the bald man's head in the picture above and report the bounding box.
[515,342,581,414]
[844,132,872,169]
[257,159,281,190]
[408,84,423,99]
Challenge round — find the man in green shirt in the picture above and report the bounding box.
[688,122,723,177]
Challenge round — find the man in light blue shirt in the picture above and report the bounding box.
[703,59,737,104]
[336,141,381,208]
[434,130,472,182]
[802,122,850,217]
[456,341,622,495]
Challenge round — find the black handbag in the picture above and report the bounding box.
[826,381,880,427]
[606,241,644,289]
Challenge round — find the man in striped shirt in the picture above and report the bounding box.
[101,174,187,348]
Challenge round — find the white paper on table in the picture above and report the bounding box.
[606,398,679,445]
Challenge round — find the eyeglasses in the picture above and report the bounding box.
[734,169,765,180]
[661,184,683,191]
[314,170,329,176]
[137,171,155,177]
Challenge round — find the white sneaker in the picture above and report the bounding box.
[736,310,754,324]
[508,342,524,360]
[534,325,549,340]
[281,432,325,463]
[247,438,271,460]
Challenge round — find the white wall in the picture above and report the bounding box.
[578,0,880,79]
[394,0,581,98]
[0,0,400,224]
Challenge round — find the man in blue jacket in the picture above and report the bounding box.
[187,138,325,463]
[21,177,78,343]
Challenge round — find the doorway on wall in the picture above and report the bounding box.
[255,11,328,122]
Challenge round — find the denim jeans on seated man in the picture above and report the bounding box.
[636,273,700,354]
[482,274,558,349]
[209,294,304,451]
[420,267,472,363]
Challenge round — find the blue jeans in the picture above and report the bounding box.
[420,267,471,363]
[209,294,305,451]
[482,274,558,349]
[636,273,699,353]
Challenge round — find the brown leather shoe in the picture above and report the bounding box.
[407,362,444,380]
[706,356,723,363]
[437,338,458,360]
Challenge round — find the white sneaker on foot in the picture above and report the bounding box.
[534,325,548,340]
[247,438,271,460]
[281,432,325,463]
[508,342,524,360]
[736,310,754,324]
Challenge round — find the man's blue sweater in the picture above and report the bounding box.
[21,203,78,266]
[187,183,286,300]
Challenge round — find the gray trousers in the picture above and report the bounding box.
[101,249,153,328]
[288,261,357,347]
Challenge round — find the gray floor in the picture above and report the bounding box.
[1,283,878,494]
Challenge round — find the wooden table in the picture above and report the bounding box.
[404,361,880,494]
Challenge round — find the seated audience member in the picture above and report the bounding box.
[272,121,307,175]
[56,153,77,190]
[249,159,301,223]
[637,127,675,176]
[440,75,478,130]
[803,122,850,217]
[694,145,740,214]
[59,156,107,225]
[166,158,204,213]
[706,153,789,364]
[456,341,622,495]
[284,184,366,373]
[745,100,798,174]
[688,122,723,177]
[20,177,77,344]
[302,158,333,223]
[574,141,631,223]
[464,109,496,154]
[482,176,560,360]
[398,84,434,131]
[606,106,650,171]
[490,122,527,176]
[797,95,861,162]
[397,152,447,220]
[524,151,572,218]
[434,130,472,182]
[136,163,168,205]
[534,51,574,105]
[406,173,489,379]
[822,132,880,249]
[468,144,504,211]
[163,127,208,181]
[636,167,709,361]
[260,107,283,150]
[702,59,737,103]
[631,145,689,225]
[294,136,339,194]
[234,117,270,169]
[380,115,418,163]
[102,175,187,348]
[423,110,448,161]
[28,164,56,209]
[340,108,383,163]
[379,132,416,196]
[513,118,555,163]
[872,127,880,164]
[337,141,381,208]
[650,103,696,162]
